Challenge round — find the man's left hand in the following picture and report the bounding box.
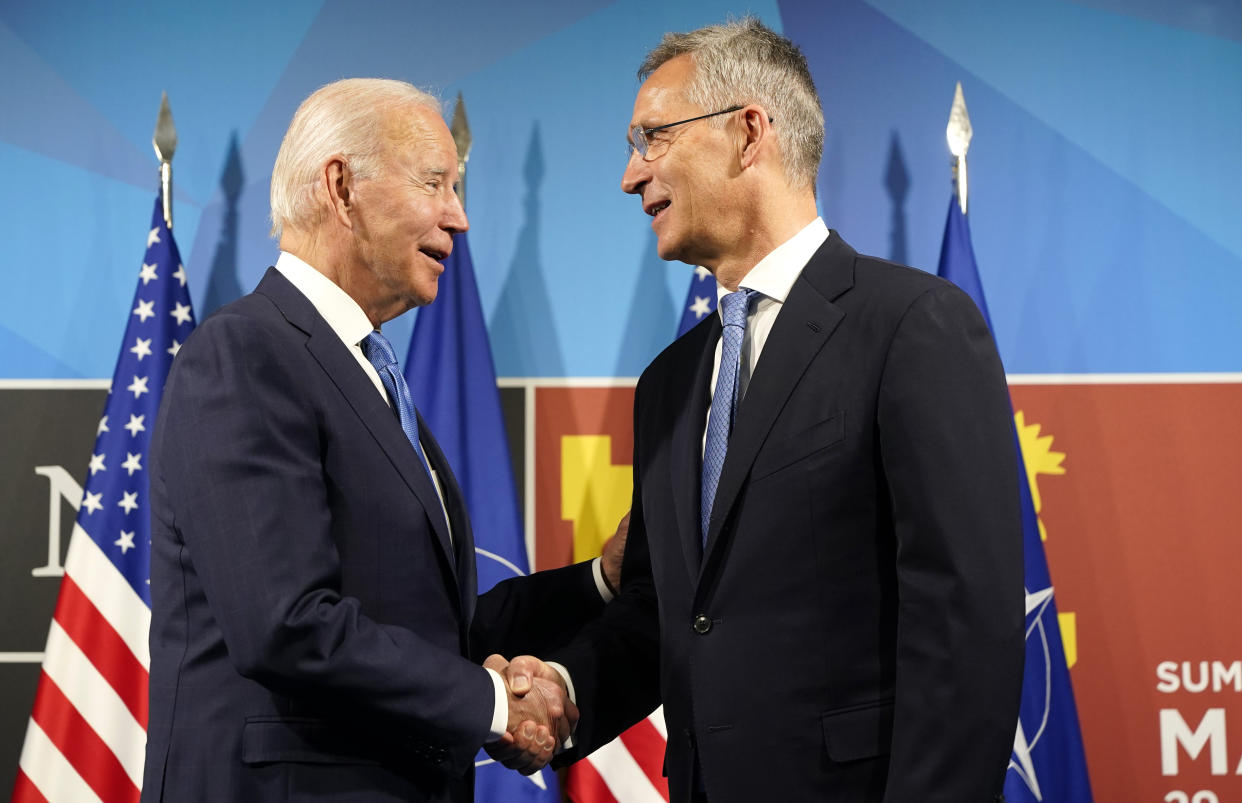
[600,511,630,595]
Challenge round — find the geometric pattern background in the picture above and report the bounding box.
[3,0,1240,799]
[2,0,1239,379]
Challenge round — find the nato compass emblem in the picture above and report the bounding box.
[1011,585,1056,799]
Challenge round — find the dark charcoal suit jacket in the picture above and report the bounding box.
[554,234,1024,802]
[142,268,601,802]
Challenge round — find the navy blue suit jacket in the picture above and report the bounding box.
[553,234,1024,802]
[143,268,601,802]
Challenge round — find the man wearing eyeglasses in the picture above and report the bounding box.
[494,17,1024,803]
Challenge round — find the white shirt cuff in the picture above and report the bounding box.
[591,557,615,602]
[485,667,508,741]
[545,661,576,750]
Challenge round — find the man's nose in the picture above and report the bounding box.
[621,151,649,195]
[444,192,469,233]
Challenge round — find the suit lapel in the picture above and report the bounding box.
[699,236,856,584]
[418,416,477,625]
[668,316,720,586]
[255,269,460,587]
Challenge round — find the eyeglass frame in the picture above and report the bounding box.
[628,105,772,160]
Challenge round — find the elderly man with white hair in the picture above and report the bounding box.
[142,78,619,803]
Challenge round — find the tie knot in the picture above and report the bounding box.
[361,331,399,371]
[720,288,754,328]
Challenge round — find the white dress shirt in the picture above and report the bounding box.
[560,221,834,742]
[275,253,457,535]
[703,217,830,451]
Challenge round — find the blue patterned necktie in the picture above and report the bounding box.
[361,331,432,477]
[701,288,755,547]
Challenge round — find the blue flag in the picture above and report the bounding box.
[677,265,717,337]
[937,197,1093,801]
[403,232,559,802]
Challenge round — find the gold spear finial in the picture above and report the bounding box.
[946,81,972,215]
[450,92,472,209]
[152,92,178,229]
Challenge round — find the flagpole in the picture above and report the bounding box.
[937,82,1095,802]
[946,82,971,215]
[450,92,472,209]
[12,92,198,803]
[406,94,562,798]
[153,92,177,229]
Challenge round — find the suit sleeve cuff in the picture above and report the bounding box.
[591,557,615,602]
[486,667,508,741]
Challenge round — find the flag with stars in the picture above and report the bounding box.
[677,265,717,337]
[936,196,1093,802]
[13,194,195,803]
[403,232,560,802]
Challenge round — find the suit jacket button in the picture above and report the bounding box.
[692,614,712,634]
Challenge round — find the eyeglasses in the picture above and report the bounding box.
[627,105,744,160]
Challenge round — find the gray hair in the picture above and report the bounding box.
[639,17,824,191]
[269,78,441,238]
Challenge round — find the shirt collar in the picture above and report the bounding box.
[716,217,830,313]
[275,251,377,347]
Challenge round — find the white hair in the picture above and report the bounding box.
[639,17,825,192]
[269,78,441,238]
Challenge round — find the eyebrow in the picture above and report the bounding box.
[416,166,453,184]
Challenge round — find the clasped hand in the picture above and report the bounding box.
[483,654,577,775]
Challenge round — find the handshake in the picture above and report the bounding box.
[483,653,576,775]
[482,514,628,774]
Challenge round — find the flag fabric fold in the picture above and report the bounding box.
[937,196,1093,802]
[403,232,559,802]
[14,194,195,803]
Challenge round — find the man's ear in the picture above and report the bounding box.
[738,106,772,171]
[324,156,354,228]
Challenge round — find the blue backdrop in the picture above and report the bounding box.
[2,1,1238,381]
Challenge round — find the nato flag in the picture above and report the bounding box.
[937,197,1093,802]
[404,232,560,801]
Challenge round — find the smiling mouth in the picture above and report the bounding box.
[420,247,449,261]
[646,201,670,220]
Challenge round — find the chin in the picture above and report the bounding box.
[414,281,439,308]
[655,236,684,264]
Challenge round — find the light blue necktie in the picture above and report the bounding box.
[361,331,432,477]
[701,288,755,547]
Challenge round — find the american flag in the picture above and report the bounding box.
[566,709,670,802]
[565,266,716,802]
[13,194,195,803]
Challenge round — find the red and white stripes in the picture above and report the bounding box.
[567,707,670,803]
[14,527,150,803]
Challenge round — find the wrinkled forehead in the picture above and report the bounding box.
[633,54,697,124]
[381,106,459,174]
